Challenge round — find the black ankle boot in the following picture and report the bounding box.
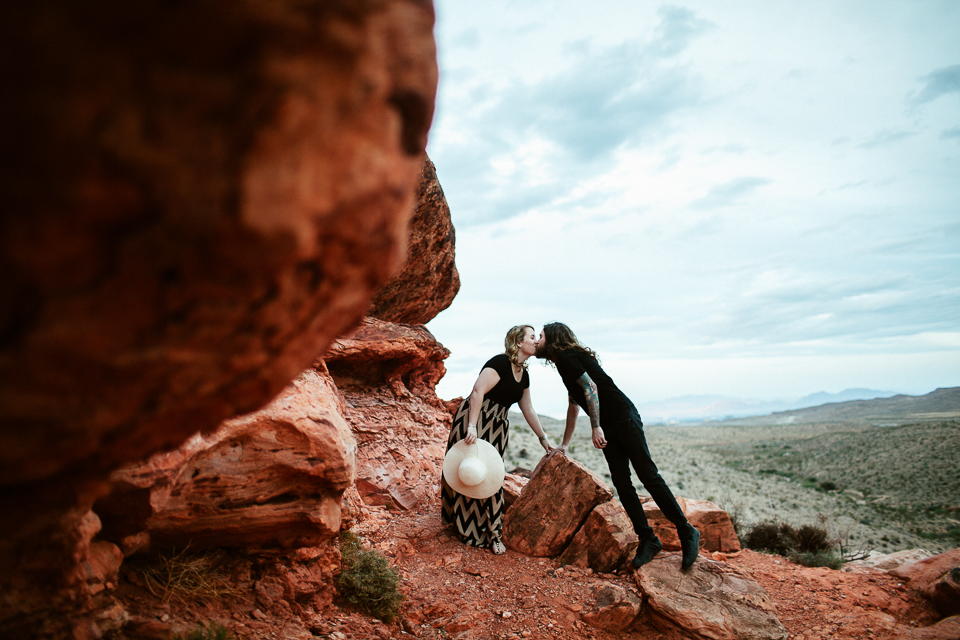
[679,525,700,570]
[631,536,663,569]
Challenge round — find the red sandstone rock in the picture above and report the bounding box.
[82,541,123,593]
[635,555,788,640]
[580,584,642,632]
[502,473,529,507]
[559,501,639,574]
[325,318,452,511]
[96,366,355,549]
[502,450,614,557]
[890,548,960,591]
[1,1,438,636]
[891,615,960,640]
[642,496,741,553]
[924,567,960,618]
[368,157,460,324]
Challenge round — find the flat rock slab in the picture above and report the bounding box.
[503,450,613,557]
[845,548,935,572]
[636,555,788,640]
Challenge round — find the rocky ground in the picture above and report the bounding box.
[113,497,945,640]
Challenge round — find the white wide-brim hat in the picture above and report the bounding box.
[442,439,506,500]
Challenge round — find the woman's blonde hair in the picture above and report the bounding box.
[504,324,534,367]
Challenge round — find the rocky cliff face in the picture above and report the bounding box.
[325,318,453,511]
[0,1,440,637]
[84,160,458,637]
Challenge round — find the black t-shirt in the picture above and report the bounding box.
[554,349,636,425]
[481,354,529,407]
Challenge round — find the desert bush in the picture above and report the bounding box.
[336,531,404,622]
[174,622,232,640]
[795,524,832,553]
[744,520,840,568]
[742,522,799,556]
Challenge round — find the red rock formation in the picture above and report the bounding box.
[324,318,452,510]
[642,496,741,553]
[890,548,960,591]
[502,473,529,507]
[925,568,960,618]
[636,555,788,640]
[559,501,639,574]
[96,365,356,550]
[580,584,643,632]
[368,157,460,324]
[503,450,614,557]
[0,1,438,637]
[891,616,960,640]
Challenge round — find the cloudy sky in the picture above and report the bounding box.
[423,0,960,419]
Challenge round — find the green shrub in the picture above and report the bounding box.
[744,520,840,568]
[174,622,232,640]
[336,531,404,622]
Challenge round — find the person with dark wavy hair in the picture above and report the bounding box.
[441,325,552,555]
[535,322,700,570]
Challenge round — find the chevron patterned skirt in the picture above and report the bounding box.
[440,396,510,549]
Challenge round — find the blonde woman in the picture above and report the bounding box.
[440,325,552,554]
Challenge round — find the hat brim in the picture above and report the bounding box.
[442,439,505,499]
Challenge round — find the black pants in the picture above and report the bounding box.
[602,409,689,541]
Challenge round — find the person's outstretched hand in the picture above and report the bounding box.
[592,427,607,449]
[539,438,552,453]
[464,426,477,445]
[551,444,568,455]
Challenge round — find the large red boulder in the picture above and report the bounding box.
[635,555,788,640]
[642,496,741,553]
[503,450,614,557]
[559,500,639,574]
[0,1,438,637]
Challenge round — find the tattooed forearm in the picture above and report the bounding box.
[576,372,601,431]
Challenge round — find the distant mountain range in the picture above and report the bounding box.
[510,387,960,429]
[710,386,960,427]
[637,388,902,423]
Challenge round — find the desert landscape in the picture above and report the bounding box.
[504,387,960,557]
[2,3,958,639]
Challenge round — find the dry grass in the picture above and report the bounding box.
[137,546,239,604]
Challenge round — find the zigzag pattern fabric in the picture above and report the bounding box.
[440,397,510,548]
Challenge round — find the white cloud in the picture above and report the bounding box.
[427,0,960,416]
